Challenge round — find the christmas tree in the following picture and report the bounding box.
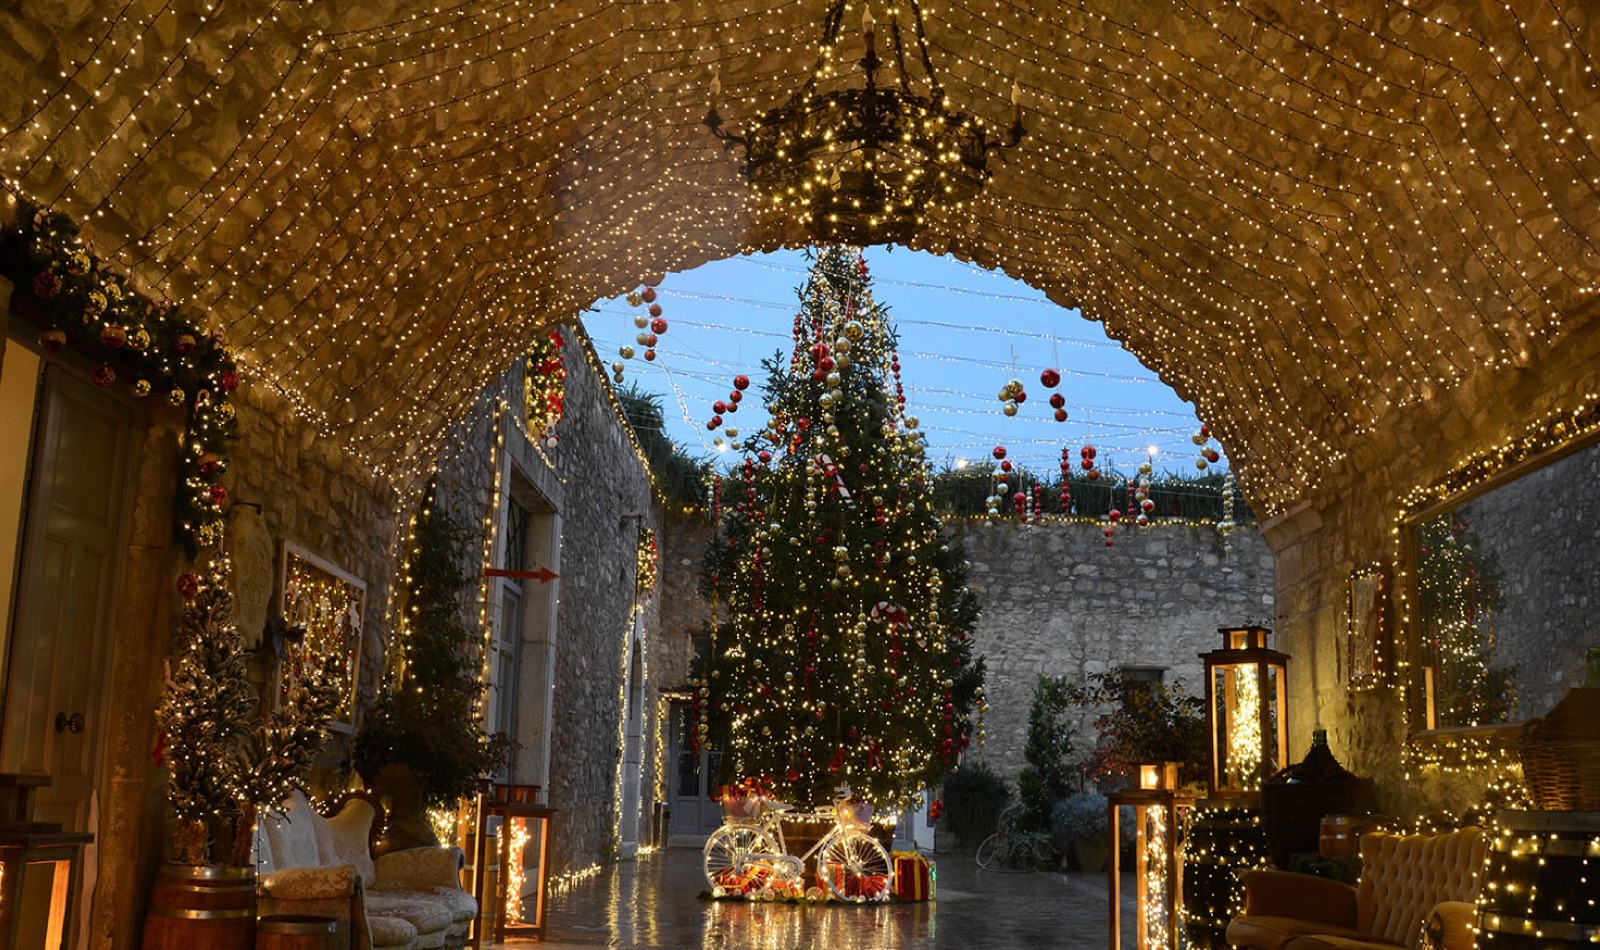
[695,247,985,813]
[1416,514,1516,725]
[159,558,341,865]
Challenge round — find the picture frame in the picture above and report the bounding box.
[280,541,366,731]
[1346,567,1387,688]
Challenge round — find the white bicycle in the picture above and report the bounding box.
[703,789,894,902]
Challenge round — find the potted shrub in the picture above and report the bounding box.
[1052,792,1110,871]
[939,761,1011,850]
[352,501,511,851]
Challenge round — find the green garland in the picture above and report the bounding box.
[636,525,659,596]
[3,203,239,552]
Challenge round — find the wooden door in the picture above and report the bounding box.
[0,367,131,831]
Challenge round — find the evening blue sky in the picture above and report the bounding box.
[582,248,1228,480]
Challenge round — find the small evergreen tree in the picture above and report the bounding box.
[694,247,985,811]
[159,558,341,865]
[1416,514,1515,725]
[1015,675,1076,834]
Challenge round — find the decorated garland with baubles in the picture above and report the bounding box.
[3,203,238,553]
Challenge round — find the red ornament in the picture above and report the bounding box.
[1000,459,1013,472]
[1205,448,1221,463]
[91,364,116,387]
[1013,388,1027,404]
[208,484,227,506]
[734,374,750,390]
[174,333,196,355]
[1108,509,1122,522]
[1049,393,1065,409]
[100,324,127,348]
[1081,445,1097,459]
[1054,408,1068,422]
[641,287,657,303]
[198,453,221,475]
[796,418,811,430]
[1087,469,1101,481]
[714,400,727,414]
[218,370,240,392]
[176,573,201,599]
[758,450,772,463]
[1103,526,1115,537]
[1040,368,1061,388]
[729,390,743,403]
[644,349,657,361]
[32,270,62,299]
[38,328,67,352]
[786,768,800,782]
[816,356,835,373]
[1141,498,1156,513]
[648,303,662,317]
[705,420,718,431]
[1081,458,1094,470]
[928,798,945,821]
[1199,423,1210,438]
[651,317,668,334]
[643,333,658,347]
[992,445,1007,460]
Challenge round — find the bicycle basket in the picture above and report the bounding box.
[720,789,768,822]
[835,798,873,828]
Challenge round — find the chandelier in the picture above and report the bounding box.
[705,0,1026,245]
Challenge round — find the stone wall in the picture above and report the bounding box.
[431,326,665,874]
[952,520,1275,785]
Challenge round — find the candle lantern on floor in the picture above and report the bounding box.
[1109,763,1195,950]
[470,783,558,948]
[1201,625,1288,798]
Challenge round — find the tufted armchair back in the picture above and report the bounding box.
[1356,827,1487,947]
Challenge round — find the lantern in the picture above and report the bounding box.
[0,776,92,950]
[1109,763,1195,950]
[1200,625,1288,798]
[470,783,558,945]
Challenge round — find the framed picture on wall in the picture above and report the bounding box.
[1347,567,1387,688]
[281,541,366,731]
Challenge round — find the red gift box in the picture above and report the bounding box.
[891,850,934,901]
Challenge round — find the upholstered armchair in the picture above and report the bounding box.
[1227,826,1488,950]
[256,791,476,949]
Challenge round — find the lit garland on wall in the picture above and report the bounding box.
[636,526,659,598]
[1,2,1594,520]
[525,329,566,446]
[2,202,239,552]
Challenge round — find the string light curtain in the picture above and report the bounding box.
[0,2,1594,509]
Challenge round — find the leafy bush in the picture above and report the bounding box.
[1051,792,1109,845]
[991,829,1058,870]
[941,761,1011,849]
[1069,670,1208,788]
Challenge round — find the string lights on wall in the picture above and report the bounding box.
[0,2,1592,518]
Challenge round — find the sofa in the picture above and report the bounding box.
[255,790,477,949]
[1227,826,1488,950]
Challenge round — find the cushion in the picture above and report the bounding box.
[319,797,379,888]
[370,885,476,924]
[1287,935,1408,950]
[260,792,324,872]
[362,893,454,935]
[367,913,419,949]
[1230,916,1384,950]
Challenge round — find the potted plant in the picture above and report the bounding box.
[1052,791,1110,871]
[352,501,511,851]
[145,559,340,946]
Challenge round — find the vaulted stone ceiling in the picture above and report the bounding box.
[1,1,1595,511]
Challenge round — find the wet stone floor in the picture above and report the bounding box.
[490,845,1136,949]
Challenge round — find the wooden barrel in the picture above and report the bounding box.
[1319,814,1360,858]
[257,914,340,950]
[140,864,255,950]
[1477,811,1600,950]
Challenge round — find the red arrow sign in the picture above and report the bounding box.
[484,566,560,583]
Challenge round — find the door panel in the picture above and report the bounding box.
[1,368,130,831]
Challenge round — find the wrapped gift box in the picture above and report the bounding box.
[891,850,935,901]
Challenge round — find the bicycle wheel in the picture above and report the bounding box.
[818,831,893,902]
[704,825,782,896]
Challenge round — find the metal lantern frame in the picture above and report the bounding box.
[1108,763,1195,950]
[1201,625,1289,798]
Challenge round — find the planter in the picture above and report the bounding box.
[1071,836,1108,872]
[140,863,255,950]
[369,762,441,854]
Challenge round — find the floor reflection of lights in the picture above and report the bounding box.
[495,845,1132,950]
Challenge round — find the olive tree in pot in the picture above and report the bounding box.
[353,501,511,852]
